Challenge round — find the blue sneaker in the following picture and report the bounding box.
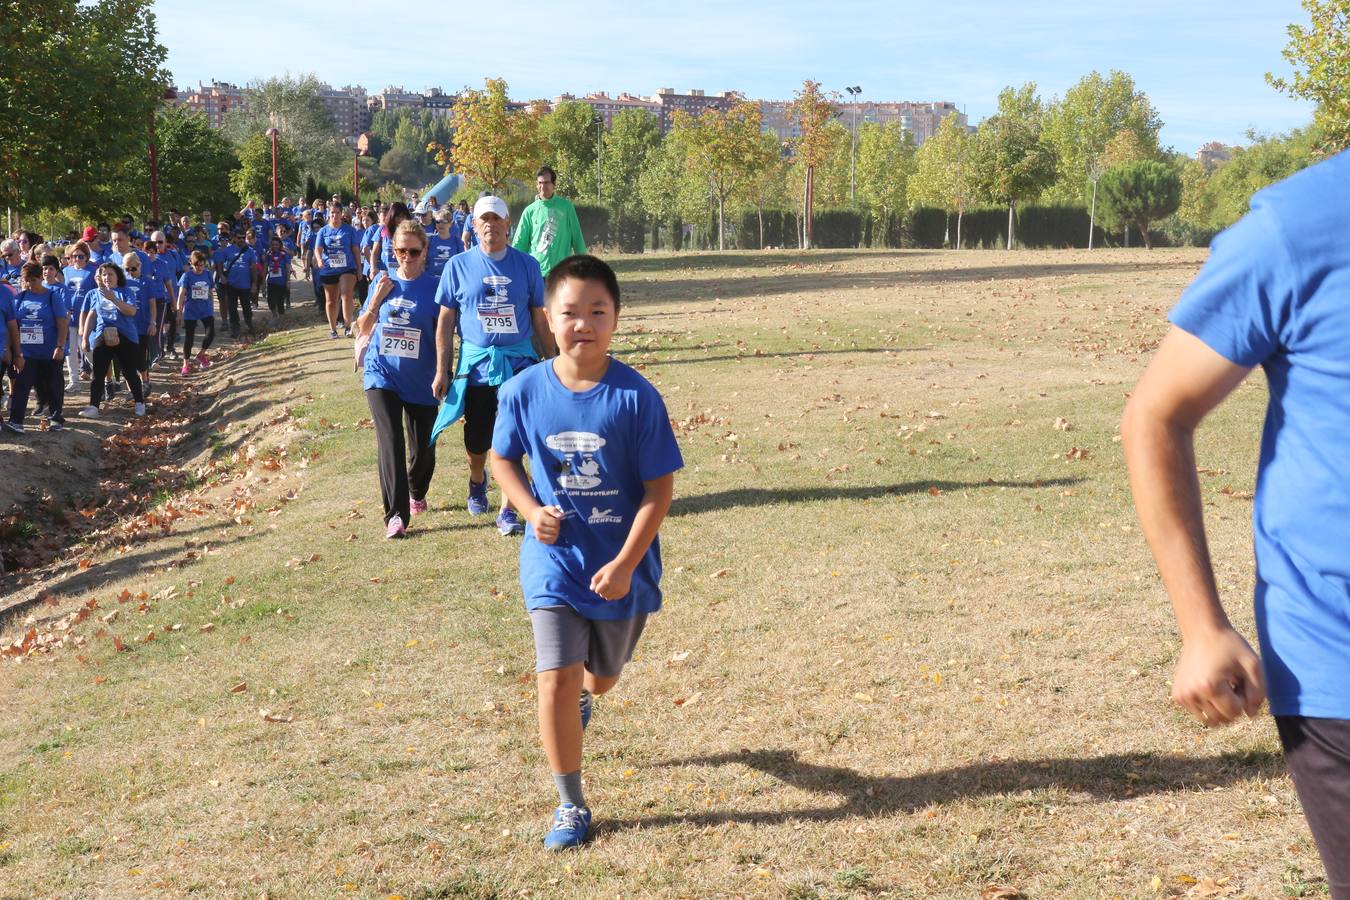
[496,507,525,536]
[579,689,593,730]
[467,477,489,515]
[543,803,591,851]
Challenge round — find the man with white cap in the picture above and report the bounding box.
[430,195,556,535]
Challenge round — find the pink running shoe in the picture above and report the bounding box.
[197,352,211,369]
[410,498,428,517]
[385,515,406,539]
[180,363,191,376]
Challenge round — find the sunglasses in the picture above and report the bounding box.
[393,247,423,257]
[71,253,88,259]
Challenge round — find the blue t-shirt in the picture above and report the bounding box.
[1,263,20,288]
[492,359,684,621]
[63,264,96,299]
[361,270,442,407]
[435,246,544,384]
[262,249,291,285]
[216,245,257,290]
[90,287,139,342]
[122,276,152,336]
[1168,148,1350,719]
[426,233,460,281]
[315,224,359,275]
[360,224,380,276]
[12,287,67,359]
[142,255,172,300]
[177,270,215,321]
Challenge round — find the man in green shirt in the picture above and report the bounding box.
[512,166,587,277]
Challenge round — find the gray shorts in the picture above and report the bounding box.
[529,606,649,678]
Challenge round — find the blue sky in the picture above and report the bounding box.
[154,0,1313,154]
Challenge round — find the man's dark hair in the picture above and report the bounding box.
[536,166,557,183]
[40,254,60,269]
[545,254,620,313]
[96,221,111,232]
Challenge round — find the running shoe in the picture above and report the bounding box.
[467,477,489,515]
[329,330,339,340]
[197,352,211,369]
[410,498,428,517]
[579,688,593,730]
[2,420,24,435]
[386,515,406,539]
[134,403,146,417]
[180,363,191,376]
[543,804,591,851]
[496,507,525,536]
[343,326,352,338]
[48,418,65,433]
[78,406,100,419]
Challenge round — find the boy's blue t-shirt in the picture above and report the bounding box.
[315,224,359,275]
[492,359,684,621]
[426,233,460,281]
[13,287,67,359]
[263,250,291,285]
[216,245,256,290]
[435,246,544,384]
[361,270,441,407]
[177,270,215,321]
[1168,148,1350,719]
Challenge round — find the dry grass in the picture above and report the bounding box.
[0,249,1326,899]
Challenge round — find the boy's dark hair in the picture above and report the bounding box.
[536,165,557,183]
[545,254,620,313]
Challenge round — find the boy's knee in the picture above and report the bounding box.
[537,664,584,700]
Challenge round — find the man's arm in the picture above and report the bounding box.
[1121,325,1265,727]
[530,307,556,359]
[590,473,675,600]
[511,208,532,253]
[569,204,587,256]
[431,306,457,401]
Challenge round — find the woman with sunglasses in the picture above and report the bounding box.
[176,250,216,373]
[61,241,97,390]
[78,263,146,418]
[315,206,360,339]
[120,252,157,392]
[368,202,413,279]
[356,220,442,538]
[4,262,69,433]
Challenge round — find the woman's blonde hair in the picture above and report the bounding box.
[393,219,428,250]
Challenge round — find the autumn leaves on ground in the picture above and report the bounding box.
[0,250,1325,899]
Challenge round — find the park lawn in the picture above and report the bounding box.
[0,248,1324,899]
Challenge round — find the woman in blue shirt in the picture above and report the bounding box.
[3,263,69,433]
[62,241,97,388]
[313,206,361,339]
[78,263,146,419]
[176,250,217,373]
[355,220,442,539]
[120,252,157,392]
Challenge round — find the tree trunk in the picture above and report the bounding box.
[804,165,815,250]
[1006,202,1015,251]
[1123,224,1129,248]
[1138,221,1152,250]
[717,195,725,251]
[956,208,963,250]
[758,205,764,250]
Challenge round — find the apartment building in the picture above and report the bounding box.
[178,81,248,129]
[759,98,967,146]
[554,91,662,129]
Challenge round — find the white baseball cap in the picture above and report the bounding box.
[473,195,509,221]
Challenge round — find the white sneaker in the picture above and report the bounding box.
[79,406,100,419]
[134,403,146,417]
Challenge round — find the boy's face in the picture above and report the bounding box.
[546,277,618,363]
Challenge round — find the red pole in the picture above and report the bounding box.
[148,110,161,222]
[354,150,360,205]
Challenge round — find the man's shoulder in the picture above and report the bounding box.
[1251,149,1350,231]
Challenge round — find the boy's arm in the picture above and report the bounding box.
[490,451,564,543]
[1121,326,1265,726]
[590,472,675,601]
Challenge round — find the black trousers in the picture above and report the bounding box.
[183,317,215,356]
[90,340,144,407]
[1277,716,1350,899]
[223,285,253,332]
[266,282,288,315]
[10,357,65,422]
[366,388,438,524]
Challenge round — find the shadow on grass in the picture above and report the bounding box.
[607,747,1285,831]
[610,250,906,275]
[670,478,1083,517]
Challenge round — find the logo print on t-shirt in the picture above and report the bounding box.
[546,431,606,490]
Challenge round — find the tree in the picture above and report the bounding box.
[154,106,238,215]
[1098,160,1181,249]
[855,121,916,242]
[541,100,601,201]
[1267,0,1350,151]
[0,0,169,219]
[1041,71,1162,204]
[229,132,301,205]
[909,115,975,248]
[741,130,790,249]
[434,78,546,194]
[668,101,767,250]
[970,84,1058,250]
[600,109,663,250]
[789,80,840,249]
[638,140,702,250]
[221,75,346,186]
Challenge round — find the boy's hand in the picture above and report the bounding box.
[590,560,633,601]
[529,505,564,544]
[1172,626,1266,726]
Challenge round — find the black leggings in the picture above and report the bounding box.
[1277,716,1350,899]
[90,340,144,407]
[184,317,215,357]
[366,388,438,524]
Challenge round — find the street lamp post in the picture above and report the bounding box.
[593,114,603,203]
[845,85,862,201]
[1087,159,1102,250]
[265,127,280,208]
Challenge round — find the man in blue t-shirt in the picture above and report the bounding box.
[1123,149,1350,897]
[431,195,555,536]
[214,231,258,337]
[490,254,682,851]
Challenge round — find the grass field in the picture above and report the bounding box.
[0,248,1325,899]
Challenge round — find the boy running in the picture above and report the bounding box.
[490,254,683,850]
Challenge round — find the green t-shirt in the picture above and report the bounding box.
[512,195,587,277]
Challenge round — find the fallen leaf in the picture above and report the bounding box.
[928,486,942,496]
[79,559,93,570]
[981,887,1025,900]
[259,709,293,724]
[1053,417,1071,431]
[1066,447,1089,460]
[224,576,235,586]
[113,636,126,652]
[710,568,729,579]
[674,692,702,708]
[670,650,691,663]
[230,682,248,694]
[199,623,215,633]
